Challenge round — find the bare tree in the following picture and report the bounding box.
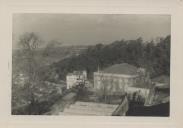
[18,32,41,114]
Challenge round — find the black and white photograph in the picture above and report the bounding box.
[12,14,170,116]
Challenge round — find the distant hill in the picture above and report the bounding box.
[101,63,138,75]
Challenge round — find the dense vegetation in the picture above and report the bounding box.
[12,33,170,115]
[44,35,170,80]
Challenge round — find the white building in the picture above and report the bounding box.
[66,71,87,89]
[94,63,150,98]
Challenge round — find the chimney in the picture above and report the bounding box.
[97,65,100,73]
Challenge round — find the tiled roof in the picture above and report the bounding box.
[152,75,170,88]
[67,71,83,76]
[101,63,138,75]
[152,75,170,84]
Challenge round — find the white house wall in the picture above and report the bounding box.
[94,72,139,96]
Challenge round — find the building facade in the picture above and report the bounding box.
[93,63,150,97]
[66,71,87,89]
[94,72,138,95]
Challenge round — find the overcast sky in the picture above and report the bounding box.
[13,14,170,48]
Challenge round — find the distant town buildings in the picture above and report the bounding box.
[93,63,150,98]
[66,70,87,89]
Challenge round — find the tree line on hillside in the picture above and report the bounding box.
[41,35,170,81]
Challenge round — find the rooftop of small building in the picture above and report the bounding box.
[67,70,86,76]
[101,63,138,75]
[59,101,118,116]
[152,75,170,88]
[152,75,170,84]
